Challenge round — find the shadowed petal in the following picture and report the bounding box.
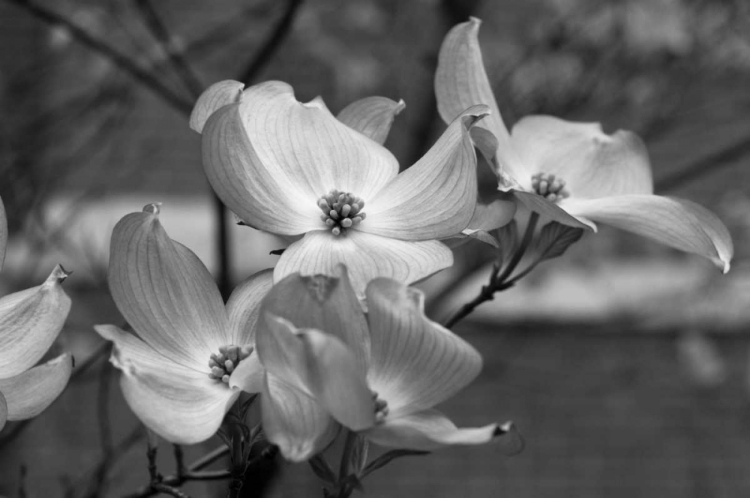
[0,265,71,378]
[0,392,6,431]
[108,206,229,371]
[336,96,405,145]
[262,373,339,462]
[435,17,528,183]
[257,316,375,431]
[514,191,593,230]
[362,105,487,240]
[0,195,6,272]
[226,269,274,346]
[564,195,733,273]
[261,267,370,372]
[273,230,452,298]
[365,409,510,451]
[511,116,653,197]
[189,80,245,133]
[95,324,236,444]
[365,279,482,418]
[0,353,73,421]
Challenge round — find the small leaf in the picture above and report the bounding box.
[495,421,525,456]
[309,455,337,485]
[496,219,519,265]
[360,449,429,478]
[533,221,584,262]
[349,435,369,476]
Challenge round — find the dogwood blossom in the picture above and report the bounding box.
[241,266,513,460]
[94,204,270,444]
[0,196,73,431]
[191,80,491,293]
[435,18,733,272]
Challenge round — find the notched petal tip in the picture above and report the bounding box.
[495,420,525,456]
[190,80,245,133]
[458,104,491,130]
[142,202,162,215]
[47,264,72,284]
[467,16,482,26]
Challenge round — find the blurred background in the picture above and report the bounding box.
[1,0,750,496]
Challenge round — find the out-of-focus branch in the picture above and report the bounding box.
[655,136,750,192]
[3,0,192,115]
[238,0,305,85]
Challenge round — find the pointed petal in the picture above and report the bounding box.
[189,80,245,133]
[336,96,405,145]
[510,116,653,197]
[0,265,71,378]
[0,195,7,272]
[261,266,369,372]
[564,195,733,272]
[362,105,487,240]
[435,17,528,183]
[513,191,593,230]
[257,316,375,430]
[365,409,510,451]
[95,324,236,444]
[262,373,339,462]
[0,353,73,421]
[226,269,274,346]
[202,81,399,234]
[108,205,229,371]
[274,230,453,298]
[0,391,6,431]
[365,279,482,418]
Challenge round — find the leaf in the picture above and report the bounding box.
[496,219,519,265]
[349,435,369,476]
[533,221,584,262]
[360,449,429,478]
[309,455,337,485]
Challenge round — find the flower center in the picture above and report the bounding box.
[371,390,389,423]
[317,189,366,236]
[208,345,253,384]
[531,172,569,202]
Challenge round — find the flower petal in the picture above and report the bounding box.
[0,195,7,272]
[435,17,528,183]
[336,96,405,145]
[563,195,734,273]
[365,409,510,451]
[513,191,593,230]
[108,205,229,371]
[261,373,339,462]
[365,279,482,418]
[510,115,653,197]
[261,266,370,372]
[469,197,517,232]
[0,391,7,431]
[189,80,244,133]
[0,265,71,378]
[95,324,236,444]
[257,315,375,430]
[362,105,487,240]
[273,230,453,298]
[226,268,274,346]
[0,353,73,421]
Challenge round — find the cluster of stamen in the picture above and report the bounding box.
[317,189,366,236]
[372,391,389,423]
[208,345,253,384]
[531,172,569,202]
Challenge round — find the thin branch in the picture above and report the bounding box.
[238,0,305,85]
[4,0,192,115]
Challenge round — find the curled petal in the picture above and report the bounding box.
[365,279,482,418]
[363,105,487,240]
[189,80,245,133]
[257,316,375,431]
[514,191,593,230]
[0,391,6,431]
[262,373,339,462]
[261,266,370,373]
[435,17,528,183]
[227,354,264,394]
[336,96,405,145]
[510,116,653,197]
[0,195,6,272]
[0,265,71,378]
[563,195,733,273]
[469,197,517,232]
[226,268,274,346]
[273,230,452,298]
[0,353,73,421]
[365,409,514,452]
[108,207,229,371]
[95,324,236,444]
